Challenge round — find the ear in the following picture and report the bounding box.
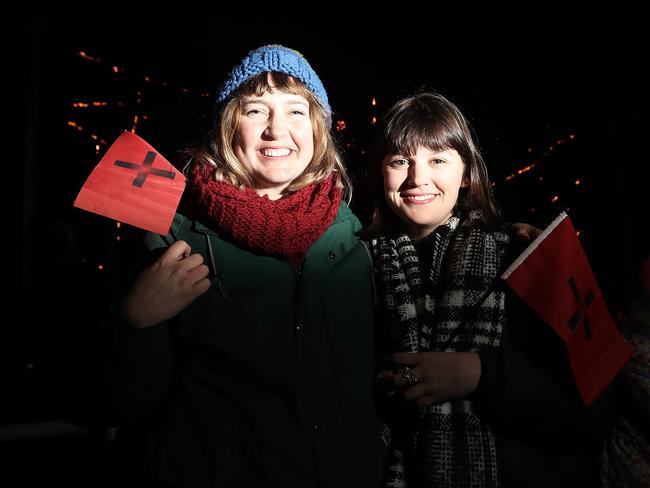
[461,177,469,188]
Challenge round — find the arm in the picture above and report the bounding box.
[471,290,620,447]
[100,315,174,419]
[381,291,619,447]
[99,238,210,419]
[381,331,618,447]
[380,351,482,407]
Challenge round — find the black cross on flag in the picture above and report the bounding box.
[567,277,594,340]
[115,151,176,188]
[502,211,632,405]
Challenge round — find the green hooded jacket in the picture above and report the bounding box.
[103,202,385,487]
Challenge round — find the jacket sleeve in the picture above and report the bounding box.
[96,231,176,420]
[471,287,620,447]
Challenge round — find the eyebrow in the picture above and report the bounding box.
[242,98,309,107]
[430,149,455,158]
[389,149,455,159]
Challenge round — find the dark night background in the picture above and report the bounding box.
[5,11,648,486]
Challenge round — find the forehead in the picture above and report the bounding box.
[388,146,459,159]
[241,90,309,105]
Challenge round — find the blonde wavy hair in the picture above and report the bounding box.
[189,72,351,199]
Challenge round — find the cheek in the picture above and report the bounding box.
[298,127,315,152]
[382,176,393,203]
[305,135,315,155]
[442,172,465,195]
[235,122,263,151]
[382,175,403,212]
[234,129,250,153]
[382,169,400,194]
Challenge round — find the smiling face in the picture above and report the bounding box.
[365,92,504,240]
[234,89,314,200]
[382,146,467,239]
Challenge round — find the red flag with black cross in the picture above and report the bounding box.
[74,131,185,235]
[501,212,633,405]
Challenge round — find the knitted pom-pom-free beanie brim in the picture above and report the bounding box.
[216,45,330,116]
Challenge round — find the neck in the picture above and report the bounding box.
[256,188,284,200]
[407,224,437,241]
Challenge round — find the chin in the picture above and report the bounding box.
[406,214,437,226]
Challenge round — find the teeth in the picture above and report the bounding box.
[262,148,291,157]
[403,194,436,201]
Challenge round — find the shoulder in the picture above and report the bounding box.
[455,222,510,256]
[325,202,362,237]
[332,201,361,226]
[312,202,370,264]
[448,220,511,278]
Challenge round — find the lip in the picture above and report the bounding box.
[258,147,295,158]
[401,193,438,204]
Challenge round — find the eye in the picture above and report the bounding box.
[431,158,446,165]
[244,107,267,118]
[290,110,307,116]
[388,158,409,168]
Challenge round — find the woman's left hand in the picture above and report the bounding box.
[378,352,482,406]
[510,222,542,242]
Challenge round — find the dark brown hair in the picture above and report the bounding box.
[362,91,503,238]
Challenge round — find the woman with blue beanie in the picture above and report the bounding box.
[102,45,386,487]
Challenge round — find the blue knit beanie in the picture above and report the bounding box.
[216,45,331,117]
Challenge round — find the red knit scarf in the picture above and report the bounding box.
[189,165,343,268]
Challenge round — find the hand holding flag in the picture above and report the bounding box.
[502,212,633,405]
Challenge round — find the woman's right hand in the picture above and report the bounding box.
[119,240,212,328]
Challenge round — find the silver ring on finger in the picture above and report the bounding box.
[400,366,419,387]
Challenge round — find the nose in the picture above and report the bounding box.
[407,161,431,188]
[264,114,288,139]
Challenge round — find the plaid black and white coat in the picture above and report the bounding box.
[372,212,510,488]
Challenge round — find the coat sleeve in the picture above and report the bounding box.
[96,230,177,420]
[471,287,620,447]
